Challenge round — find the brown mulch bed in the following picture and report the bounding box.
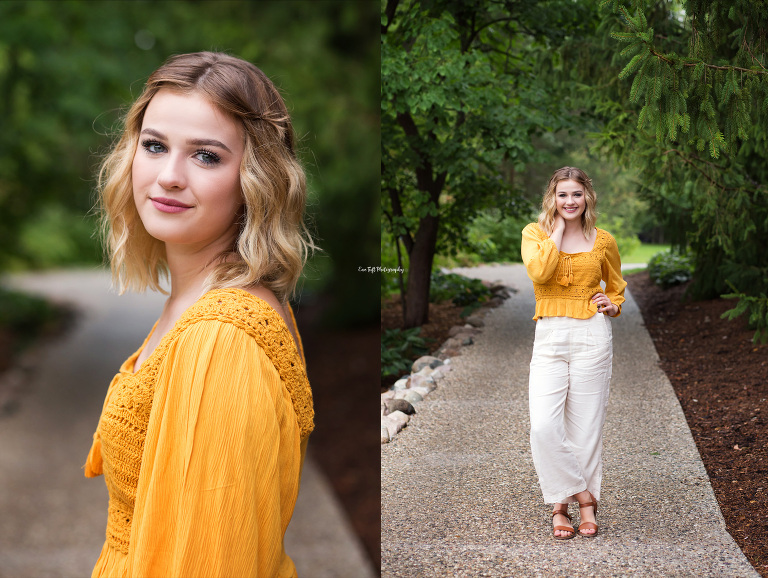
[626,271,768,576]
[382,274,768,576]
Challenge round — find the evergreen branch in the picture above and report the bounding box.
[662,148,738,191]
[649,46,768,76]
[742,35,768,72]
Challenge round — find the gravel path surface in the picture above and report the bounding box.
[0,268,373,578]
[381,263,757,577]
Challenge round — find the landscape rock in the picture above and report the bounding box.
[409,385,432,398]
[382,410,410,438]
[381,389,396,400]
[461,336,474,346]
[393,377,409,390]
[449,325,481,337]
[438,348,461,360]
[430,364,453,380]
[381,426,390,444]
[411,355,443,373]
[441,337,463,350]
[465,312,485,327]
[385,398,416,415]
[407,374,436,391]
[402,390,423,404]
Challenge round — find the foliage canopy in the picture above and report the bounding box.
[583,0,768,341]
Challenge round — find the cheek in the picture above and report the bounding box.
[131,155,151,192]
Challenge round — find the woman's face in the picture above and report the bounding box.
[132,89,245,252]
[554,179,586,222]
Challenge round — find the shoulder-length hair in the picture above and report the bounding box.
[537,166,598,239]
[98,51,313,303]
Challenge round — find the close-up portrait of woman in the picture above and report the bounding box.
[83,51,315,577]
[0,2,379,577]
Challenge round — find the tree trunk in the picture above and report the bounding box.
[403,213,439,328]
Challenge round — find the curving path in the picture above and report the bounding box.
[0,268,374,578]
[381,263,757,577]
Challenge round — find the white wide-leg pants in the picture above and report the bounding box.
[528,314,613,504]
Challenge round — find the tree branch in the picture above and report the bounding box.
[382,0,400,35]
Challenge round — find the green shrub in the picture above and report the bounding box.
[467,210,529,264]
[429,270,492,307]
[647,249,694,288]
[381,327,432,379]
[18,205,101,269]
[721,285,768,344]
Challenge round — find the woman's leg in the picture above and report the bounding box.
[564,313,613,503]
[528,318,588,505]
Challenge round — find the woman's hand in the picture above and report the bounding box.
[553,212,566,234]
[591,292,618,316]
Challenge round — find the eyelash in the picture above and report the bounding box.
[140,139,221,166]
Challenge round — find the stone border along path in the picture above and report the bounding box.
[381,263,758,577]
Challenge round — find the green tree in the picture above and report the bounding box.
[581,0,768,341]
[382,0,596,327]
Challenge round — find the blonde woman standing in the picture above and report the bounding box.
[521,166,626,540]
[84,52,314,577]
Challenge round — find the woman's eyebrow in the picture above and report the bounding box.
[140,128,233,154]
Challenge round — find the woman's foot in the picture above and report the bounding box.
[551,503,575,540]
[575,490,598,537]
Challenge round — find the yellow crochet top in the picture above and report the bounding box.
[84,288,314,578]
[521,223,627,321]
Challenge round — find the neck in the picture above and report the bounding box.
[563,218,584,237]
[164,229,237,302]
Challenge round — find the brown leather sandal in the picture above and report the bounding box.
[551,504,575,540]
[577,492,599,538]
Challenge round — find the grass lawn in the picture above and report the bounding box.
[622,243,669,264]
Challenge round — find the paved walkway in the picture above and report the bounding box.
[381,264,757,577]
[0,269,374,578]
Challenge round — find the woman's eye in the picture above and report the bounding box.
[195,149,221,166]
[141,140,166,154]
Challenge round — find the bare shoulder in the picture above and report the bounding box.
[237,285,299,346]
[239,285,284,313]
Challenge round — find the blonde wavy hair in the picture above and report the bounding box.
[538,166,598,239]
[98,51,313,302]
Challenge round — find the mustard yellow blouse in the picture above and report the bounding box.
[521,223,627,321]
[84,288,314,578]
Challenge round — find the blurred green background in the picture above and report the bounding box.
[0,0,379,327]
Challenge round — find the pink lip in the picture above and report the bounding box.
[150,197,193,213]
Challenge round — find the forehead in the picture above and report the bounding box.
[142,89,242,144]
[555,179,583,193]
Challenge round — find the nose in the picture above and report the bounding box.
[156,154,187,190]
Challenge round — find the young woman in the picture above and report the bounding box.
[83,52,315,577]
[520,166,626,540]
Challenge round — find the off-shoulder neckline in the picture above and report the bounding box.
[125,288,298,376]
[530,223,605,255]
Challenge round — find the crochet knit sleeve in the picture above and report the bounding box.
[602,232,628,317]
[521,223,559,283]
[127,319,304,578]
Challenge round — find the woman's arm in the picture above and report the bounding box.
[521,223,561,283]
[128,320,302,578]
[600,234,628,317]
